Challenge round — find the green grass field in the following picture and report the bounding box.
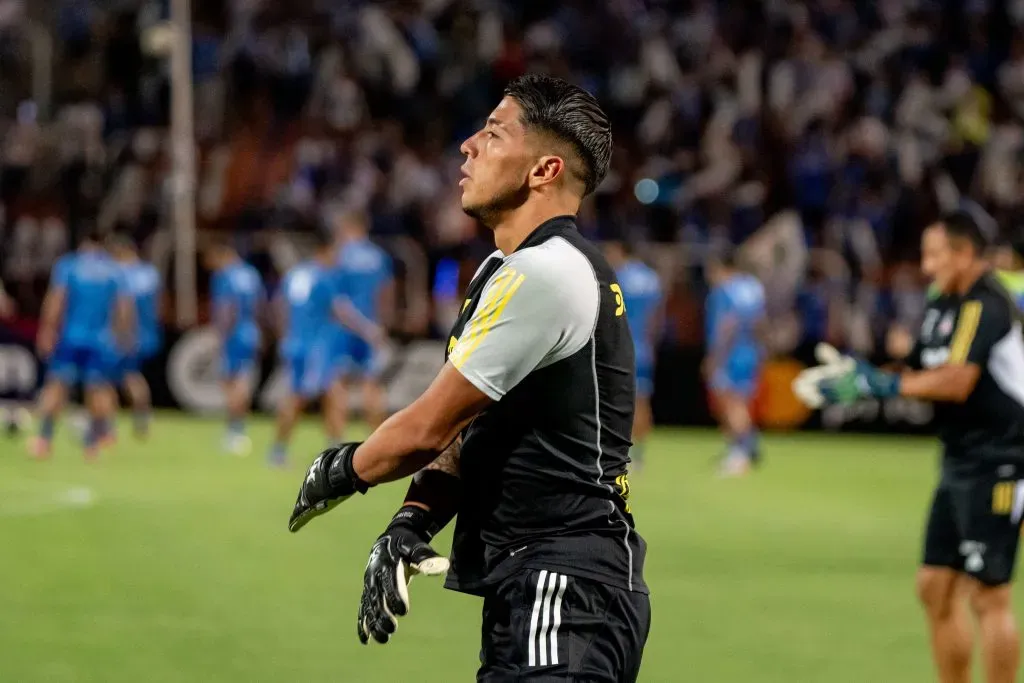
[0,415,1015,682]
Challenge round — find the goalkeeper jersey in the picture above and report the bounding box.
[908,271,1024,475]
[442,216,648,596]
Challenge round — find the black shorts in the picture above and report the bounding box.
[477,568,651,682]
[922,470,1024,586]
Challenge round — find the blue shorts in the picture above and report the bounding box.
[48,344,120,387]
[222,340,258,380]
[339,336,380,379]
[710,367,760,399]
[114,346,158,381]
[286,346,341,399]
[116,353,141,379]
[635,358,654,398]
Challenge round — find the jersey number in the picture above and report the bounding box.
[610,284,625,317]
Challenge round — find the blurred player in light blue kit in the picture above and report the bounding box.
[705,251,766,477]
[108,235,162,440]
[204,238,265,455]
[271,231,381,466]
[333,209,394,432]
[605,239,662,470]
[33,229,134,459]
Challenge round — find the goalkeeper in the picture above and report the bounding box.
[796,210,1024,683]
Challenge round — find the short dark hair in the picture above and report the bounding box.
[204,234,235,255]
[942,210,990,253]
[106,233,137,253]
[311,228,335,250]
[503,74,612,196]
[79,225,105,247]
[710,248,738,270]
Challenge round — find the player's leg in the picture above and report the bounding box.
[969,582,1019,683]
[361,375,386,431]
[270,390,304,466]
[82,380,118,459]
[917,567,974,683]
[961,475,1024,683]
[30,347,77,457]
[269,356,309,466]
[221,347,255,455]
[31,376,68,458]
[322,377,346,445]
[122,355,152,439]
[630,360,654,470]
[349,339,387,431]
[715,388,754,476]
[917,483,974,683]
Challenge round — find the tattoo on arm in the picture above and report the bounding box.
[423,436,461,478]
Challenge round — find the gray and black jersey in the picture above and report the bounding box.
[908,271,1024,476]
[443,216,647,596]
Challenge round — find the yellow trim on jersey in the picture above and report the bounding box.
[610,283,625,316]
[451,268,525,368]
[993,481,1014,515]
[949,301,982,365]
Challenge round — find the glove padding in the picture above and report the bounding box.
[357,506,449,645]
[792,343,900,407]
[818,357,900,404]
[792,344,856,408]
[288,442,370,533]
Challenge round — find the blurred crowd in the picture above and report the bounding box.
[2,0,1024,358]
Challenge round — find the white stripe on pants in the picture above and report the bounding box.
[527,571,569,667]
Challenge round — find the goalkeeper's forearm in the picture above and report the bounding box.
[402,437,462,531]
[899,364,980,403]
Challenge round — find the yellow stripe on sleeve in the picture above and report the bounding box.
[451,271,526,368]
[949,301,983,365]
[454,268,515,356]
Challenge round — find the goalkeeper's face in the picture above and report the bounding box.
[921,224,965,294]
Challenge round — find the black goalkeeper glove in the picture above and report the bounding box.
[357,505,450,645]
[288,442,372,533]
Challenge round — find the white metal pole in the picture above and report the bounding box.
[170,0,197,326]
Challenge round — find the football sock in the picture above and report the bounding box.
[134,409,151,435]
[739,430,759,460]
[39,415,55,442]
[84,419,101,449]
[228,417,244,437]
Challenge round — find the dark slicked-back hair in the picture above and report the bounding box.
[503,74,612,196]
[942,209,990,254]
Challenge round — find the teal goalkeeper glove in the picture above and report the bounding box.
[818,359,901,405]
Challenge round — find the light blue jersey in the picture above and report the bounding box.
[48,251,130,385]
[280,261,344,396]
[706,273,765,397]
[121,261,162,357]
[212,261,264,378]
[335,238,391,376]
[617,260,662,396]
